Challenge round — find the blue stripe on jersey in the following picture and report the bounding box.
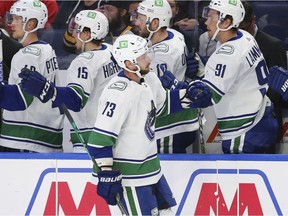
[217,110,258,120]
[219,122,254,134]
[93,127,118,139]
[70,127,93,132]
[114,153,158,163]
[203,79,225,96]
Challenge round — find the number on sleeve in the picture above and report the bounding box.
[77,67,88,79]
[215,64,226,78]
[102,101,116,117]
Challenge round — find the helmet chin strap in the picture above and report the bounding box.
[146,19,161,41]
[78,34,93,52]
[125,64,142,78]
[19,23,38,44]
[211,20,233,41]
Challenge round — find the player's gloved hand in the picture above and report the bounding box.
[185,52,199,79]
[97,170,123,205]
[159,65,188,90]
[186,80,212,108]
[186,53,208,79]
[19,68,55,103]
[268,66,288,101]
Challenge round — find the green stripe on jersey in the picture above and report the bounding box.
[114,156,161,176]
[88,130,116,147]
[71,130,91,144]
[217,116,255,131]
[233,136,241,154]
[69,85,89,108]
[156,108,198,128]
[207,85,222,104]
[1,122,62,145]
[21,90,34,106]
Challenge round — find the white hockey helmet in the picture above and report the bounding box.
[74,10,109,40]
[10,0,48,30]
[205,0,245,28]
[137,0,172,28]
[112,34,148,76]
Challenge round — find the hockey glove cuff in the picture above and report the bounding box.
[268,66,288,101]
[186,52,208,79]
[159,65,188,90]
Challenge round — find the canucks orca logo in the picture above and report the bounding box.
[145,100,156,140]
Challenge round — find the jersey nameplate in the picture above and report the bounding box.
[108,81,128,91]
[153,44,169,53]
[79,52,94,59]
[216,44,235,55]
[22,46,41,56]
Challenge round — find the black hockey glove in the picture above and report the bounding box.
[97,170,123,205]
[19,68,55,103]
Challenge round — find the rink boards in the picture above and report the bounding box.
[0,153,288,215]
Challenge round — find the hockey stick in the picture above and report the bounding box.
[60,103,129,216]
[192,0,206,154]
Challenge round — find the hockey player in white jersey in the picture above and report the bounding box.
[135,0,200,153]
[0,0,64,152]
[85,34,204,215]
[185,0,278,153]
[19,10,120,152]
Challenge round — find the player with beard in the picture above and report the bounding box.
[134,0,200,154]
[97,0,133,44]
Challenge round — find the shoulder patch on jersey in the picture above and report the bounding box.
[216,44,235,55]
[22,46,41,56]
[78,52,94,59]
[108,81,128,91]
[153,44,169,53]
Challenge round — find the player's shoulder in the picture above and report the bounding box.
[20,41,54,57]
[153,33,185,56]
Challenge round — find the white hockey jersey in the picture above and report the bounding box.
[0,41,64,152]
[203,30,269,140]
[150,30,187,81]
[149,30,200,139]
[89,72,167,187]
[67,43,120,148]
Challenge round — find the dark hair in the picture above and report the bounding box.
[241,1,254,24]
